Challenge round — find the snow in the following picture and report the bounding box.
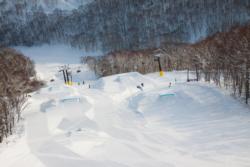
[1,45,250,167]
[92,72,158,102]
[1,0,92,14]
[14,44,102,64]
[39,0,92,12]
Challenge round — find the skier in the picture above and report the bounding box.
[137,85,143,91]
[169,82,172,88]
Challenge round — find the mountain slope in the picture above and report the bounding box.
[0,0,250,52]
[0,0,91,13]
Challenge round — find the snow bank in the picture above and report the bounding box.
[92,72,158,101]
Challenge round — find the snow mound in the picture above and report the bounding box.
[43,96,96,135]
[93,72,158,100]
[58,116,98,132]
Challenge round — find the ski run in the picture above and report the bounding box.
[0,46,250,167]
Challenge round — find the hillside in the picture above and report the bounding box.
[0,0,250,52]
[0,0,91,13]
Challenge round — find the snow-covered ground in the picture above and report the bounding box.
[1,0,92,14]
[15,44,102,64]
[1,46,250,167]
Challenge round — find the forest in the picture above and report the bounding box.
[0,0,250,52]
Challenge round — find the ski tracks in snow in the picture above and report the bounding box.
[24,86,130,167]
[2,70,250,167]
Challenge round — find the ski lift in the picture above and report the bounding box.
[154,52,164,77]
[58,65,74,86]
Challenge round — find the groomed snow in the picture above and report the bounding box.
[1,45,250,167]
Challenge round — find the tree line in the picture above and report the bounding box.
[192,24,250,104]
[0,48,43,143]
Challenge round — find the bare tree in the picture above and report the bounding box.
[0,48,43,143]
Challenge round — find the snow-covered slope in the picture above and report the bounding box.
[0,0,91,13]
[30,0,92,12]
[14,44,102,64]
[92,72,158,102]
[0,46,250,167]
